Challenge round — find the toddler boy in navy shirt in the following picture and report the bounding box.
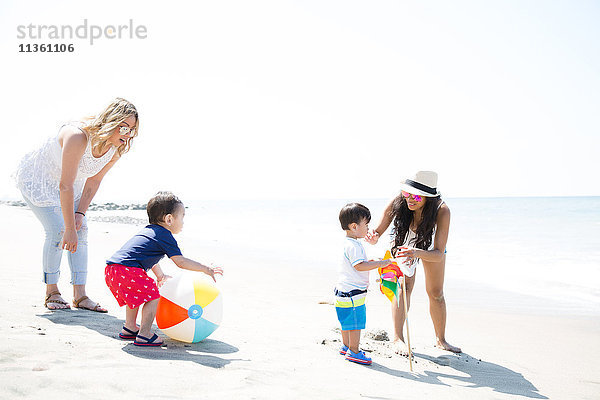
[105,191,223,347]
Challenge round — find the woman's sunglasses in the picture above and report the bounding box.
[401,191,423,202]
[119,126,136,136]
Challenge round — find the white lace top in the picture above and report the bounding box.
[15,123,116,207]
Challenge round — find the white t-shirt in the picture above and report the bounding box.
[336,237,369,292]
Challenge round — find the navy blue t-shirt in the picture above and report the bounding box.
[107,225,182,271]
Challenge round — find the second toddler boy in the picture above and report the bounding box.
[335,203,390,365]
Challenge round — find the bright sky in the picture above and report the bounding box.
[1,0,599,202]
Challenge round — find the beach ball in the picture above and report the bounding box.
[156,273,223,343]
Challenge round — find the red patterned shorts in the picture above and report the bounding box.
[105,264,160,309]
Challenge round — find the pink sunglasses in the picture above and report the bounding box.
[401,191,423,202]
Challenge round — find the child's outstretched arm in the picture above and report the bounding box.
[365,198,395,245]
[151,264,172,287]
[353,259,391,272]
[170,256,224,282]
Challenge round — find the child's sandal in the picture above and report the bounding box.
[133,333,164,347]
[119,326,139,340]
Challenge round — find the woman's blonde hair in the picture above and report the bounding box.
[82,98,139,156]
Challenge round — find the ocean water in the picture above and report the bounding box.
[177,196,600,315]
[444,196,600,313]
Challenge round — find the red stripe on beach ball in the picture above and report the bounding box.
[156,296,189,329]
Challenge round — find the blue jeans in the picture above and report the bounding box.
[21,193,88,285]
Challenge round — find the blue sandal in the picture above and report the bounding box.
[339,345,349,355]
[119,326,139,340]
[133,333,164,347]
[345,349,372,365]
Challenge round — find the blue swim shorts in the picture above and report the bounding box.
[334,288,367,331]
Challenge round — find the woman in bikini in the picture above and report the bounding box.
[365,171,461,354]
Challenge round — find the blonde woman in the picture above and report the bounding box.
[15,98,139,311]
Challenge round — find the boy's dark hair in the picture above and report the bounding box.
[147,191,183,224]
[339,203,371,230]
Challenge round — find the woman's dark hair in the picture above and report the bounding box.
[339,203,371,230]
[147,191,183,224]
[390,194,441,252]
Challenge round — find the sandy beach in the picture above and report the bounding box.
[1,203,599,400]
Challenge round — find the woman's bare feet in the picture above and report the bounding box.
[393,340,410,357]
[436,339,462,353]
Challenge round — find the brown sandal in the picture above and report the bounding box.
[44,291,71,310]
[73,296,108,313]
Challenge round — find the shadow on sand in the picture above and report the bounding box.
[121,338,243,369]
[367,351,547,399]
[39,310,241,369]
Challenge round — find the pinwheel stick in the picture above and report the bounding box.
[400,276,413,371]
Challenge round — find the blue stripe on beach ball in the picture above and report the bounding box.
[192,319,219,342]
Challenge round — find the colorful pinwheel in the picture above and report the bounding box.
[378,250,413,371]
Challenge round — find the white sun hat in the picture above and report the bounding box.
[398,171,441,197]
